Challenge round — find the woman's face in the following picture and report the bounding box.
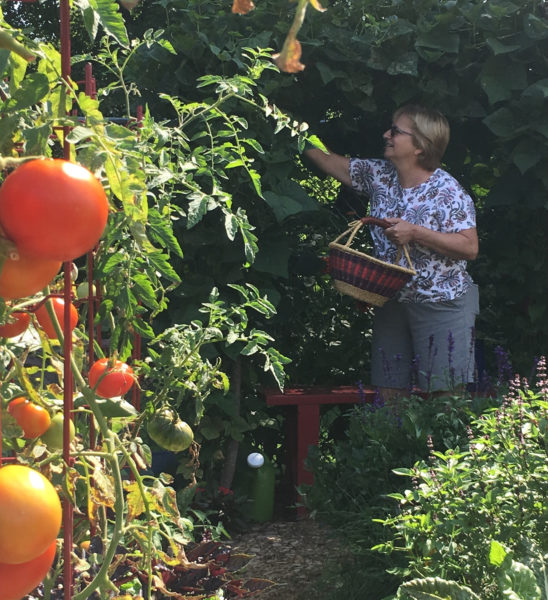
[383,114,421,164]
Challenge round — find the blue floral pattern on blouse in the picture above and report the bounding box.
[349,158,476,302]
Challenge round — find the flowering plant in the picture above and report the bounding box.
[374,358,548,599]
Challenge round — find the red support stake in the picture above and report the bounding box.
[85,63,96,99]
[62,265,74,599]
[60,0,74,597]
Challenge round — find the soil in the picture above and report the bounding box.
[228,517,345,600]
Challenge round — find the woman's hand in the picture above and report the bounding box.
[384,218,416,245]
[384,217,478,261]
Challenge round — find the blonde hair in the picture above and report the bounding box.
[393,105,450,171]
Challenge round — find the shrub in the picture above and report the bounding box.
[375,361,548,599]
[304,390,490,598]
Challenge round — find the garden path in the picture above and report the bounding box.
[229,518,345,600]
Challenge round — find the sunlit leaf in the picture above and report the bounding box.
[124,480,147,520]
[4,72,49,112]
[308,0,325,11]
[79,0,129,47]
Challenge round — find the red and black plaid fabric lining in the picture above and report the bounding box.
[328,246,413,298]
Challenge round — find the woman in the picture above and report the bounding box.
[304,105,479,400]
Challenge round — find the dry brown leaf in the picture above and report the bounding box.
[232,0,255,14]
[273,38,305,73]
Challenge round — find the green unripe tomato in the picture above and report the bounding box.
[41,413,76,449]
[76,281,97,299]
[147,408,194,452]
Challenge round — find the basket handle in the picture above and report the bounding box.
[334,216,393,247]
[332,216,415,272]
[359,216,393,229]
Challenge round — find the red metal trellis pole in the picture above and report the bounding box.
[59,0,74,597]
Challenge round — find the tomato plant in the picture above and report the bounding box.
[35,297,78,339]
[8,398,51,439]
[0,159,109,262]
[0,539,57,600]
[0,252,61,300]
[147,408,194,452]
[40,412,75,450]
[0,464,62,564]
[0,311,31,337]
[88,358,135,398]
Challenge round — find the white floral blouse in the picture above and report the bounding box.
[349,158,476,303]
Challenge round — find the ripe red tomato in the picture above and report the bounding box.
[0,159,109,261]
[0,311,31,337]
[0,252,61,300]
[35,297,78,339]
[88,358,135,398]
[8,399,51,438]
[0,464,62,564]
[0,539,56,600]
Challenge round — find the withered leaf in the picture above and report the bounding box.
[231,0,255,14]
[273,38,305,73]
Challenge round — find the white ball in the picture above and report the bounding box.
[247,452,264,468]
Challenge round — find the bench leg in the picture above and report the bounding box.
[296,403,320,516]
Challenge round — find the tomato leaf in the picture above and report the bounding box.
[22,122,52,155]
[147,250,181,284]
[131,273,158,309]
[131,318,154,339]
[187,193,210,229]
[5,72,49,111]
[78,0,129,48]
[147,210,183,258]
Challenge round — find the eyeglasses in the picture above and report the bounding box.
[389,125,413,137]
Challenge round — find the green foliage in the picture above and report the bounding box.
[0,3,299,596]
[398,577,482,600]
[108,0,548,375]
[395,542,547,600]
[306,366,547,599]
[304,392,485,598]
[374,370,548,600]
[140,284,289,425]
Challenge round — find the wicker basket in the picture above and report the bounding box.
[328,216,416,307]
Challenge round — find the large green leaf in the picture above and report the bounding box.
[479,56,527,104]
[399,577,481,600]
[415,29,460,62]
[511,138,541,174]
[263,180,319,223]
[483,107,524,138]
[78,0,129,47]
[252,239,292,278]
[4,72,49,112]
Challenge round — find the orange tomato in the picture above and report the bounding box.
[0,252,61,300]
[0,312,31,338]
[7,396,29,420]
[0,465,62,564]
[0,539,57,600]
[8,399,51,439]
[35,297,78,339]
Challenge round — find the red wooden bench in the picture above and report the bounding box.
[264,385,377,515]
